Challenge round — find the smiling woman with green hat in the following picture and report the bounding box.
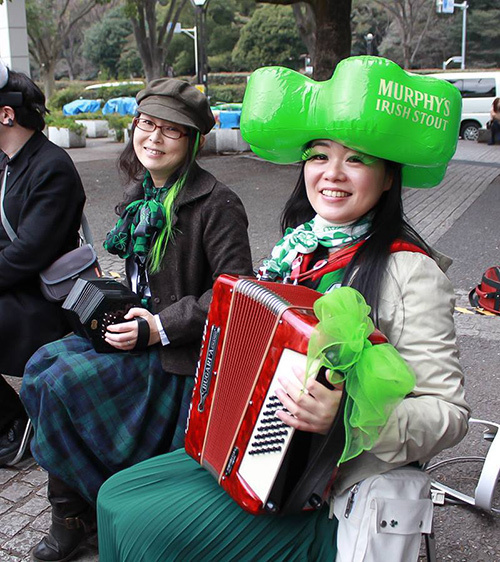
[20,77,253,562]
[96,58,469,562]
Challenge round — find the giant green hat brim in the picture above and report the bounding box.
[240,57,462,188]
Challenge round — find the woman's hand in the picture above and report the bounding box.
[275,366,343,435]
[105,308,160,351]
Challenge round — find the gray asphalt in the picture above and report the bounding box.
[0,138,499,561]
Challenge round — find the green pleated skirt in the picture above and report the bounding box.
[97,448,338,562]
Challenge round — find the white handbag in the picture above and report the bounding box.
[333,467,434,562]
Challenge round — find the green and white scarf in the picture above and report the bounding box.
[262,214,372,279]
[104,173,170,259]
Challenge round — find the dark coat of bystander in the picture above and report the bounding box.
[0,131,85,377]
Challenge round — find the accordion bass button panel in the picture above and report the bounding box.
[238,348,309,504]
[247,396,290,456]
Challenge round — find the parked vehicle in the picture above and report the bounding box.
[428,71,500,141]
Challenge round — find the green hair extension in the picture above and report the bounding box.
[148,131,201,273]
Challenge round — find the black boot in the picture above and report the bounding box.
[32,475,96,562]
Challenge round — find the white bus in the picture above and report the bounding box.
[428,71,500,141]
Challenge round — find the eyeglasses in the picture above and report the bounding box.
[133,118,188,140]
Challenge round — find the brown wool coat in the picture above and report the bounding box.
[124,163,253,376]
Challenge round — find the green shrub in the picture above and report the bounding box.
[104,114,133,142]
[48,86,87,111]
[209,83,247,104]
[49,82,144,111]
[208,53,237,73]
[45,112,85,135]
[208,72,250,85]
[69,111,105,120]
[88,83,143,102]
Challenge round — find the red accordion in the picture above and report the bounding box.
[185,275,385,515]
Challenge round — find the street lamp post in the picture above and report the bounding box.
[189,0,209,95]
[172,23,198,80]
[437,0,468,69]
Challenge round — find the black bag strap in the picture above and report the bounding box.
[482,268,500,291]
[0,165,17,242]
[80,212,94,246]
[1,165,93,247]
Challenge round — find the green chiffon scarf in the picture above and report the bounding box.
[306,286,416,464]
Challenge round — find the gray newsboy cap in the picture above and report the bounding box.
[136,78,215,135]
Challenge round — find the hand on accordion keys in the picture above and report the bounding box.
[105,307,159,351]
[274,366,344,435]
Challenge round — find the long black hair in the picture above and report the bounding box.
[280,160,430,321]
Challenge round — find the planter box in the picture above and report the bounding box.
[202,129,249,155]
[48,127,86,148]
[109,128,127,143]
[75,119,109,138]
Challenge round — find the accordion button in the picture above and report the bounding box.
[170,295,177,302]
[153,297,161,304]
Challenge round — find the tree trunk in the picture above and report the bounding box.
[311,0,352,80]
[143,56,163,82]
[292,3,316,61]
[41,60,57,100]
[260,0,353,80]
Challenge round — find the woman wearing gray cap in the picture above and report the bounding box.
[20,78,253,562]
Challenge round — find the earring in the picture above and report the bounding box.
[7,118,13,127]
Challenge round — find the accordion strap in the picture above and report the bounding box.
[290,240,429,285]
[282,389,348,513]
[133,316,150,351]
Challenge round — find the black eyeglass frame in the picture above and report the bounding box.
[133,117,188,140]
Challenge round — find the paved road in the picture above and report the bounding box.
[1,139,499,561]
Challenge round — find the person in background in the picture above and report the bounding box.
[0,60,85,467]
[488,97,500,145]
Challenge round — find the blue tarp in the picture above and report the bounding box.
[102,97,138,116]
[219,110,241,129]
[63,99,101,115]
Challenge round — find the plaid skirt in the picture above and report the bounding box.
[20,334,194,504]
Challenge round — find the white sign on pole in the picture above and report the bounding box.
[167,22,182,33]
[442,0,455,14]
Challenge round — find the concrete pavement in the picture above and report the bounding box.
[1,138,499,561]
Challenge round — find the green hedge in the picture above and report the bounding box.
[45,112,85,135]
[208,72,250,86]
[209,83,247,104]
[49,83,144,110]
[49,77,248,109]
[48,87,86,111]
[46,110,133,141]
[104,114,133,142]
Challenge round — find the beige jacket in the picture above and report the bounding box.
[333,251,470,494]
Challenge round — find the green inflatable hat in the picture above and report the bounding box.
[240,56,462,188]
